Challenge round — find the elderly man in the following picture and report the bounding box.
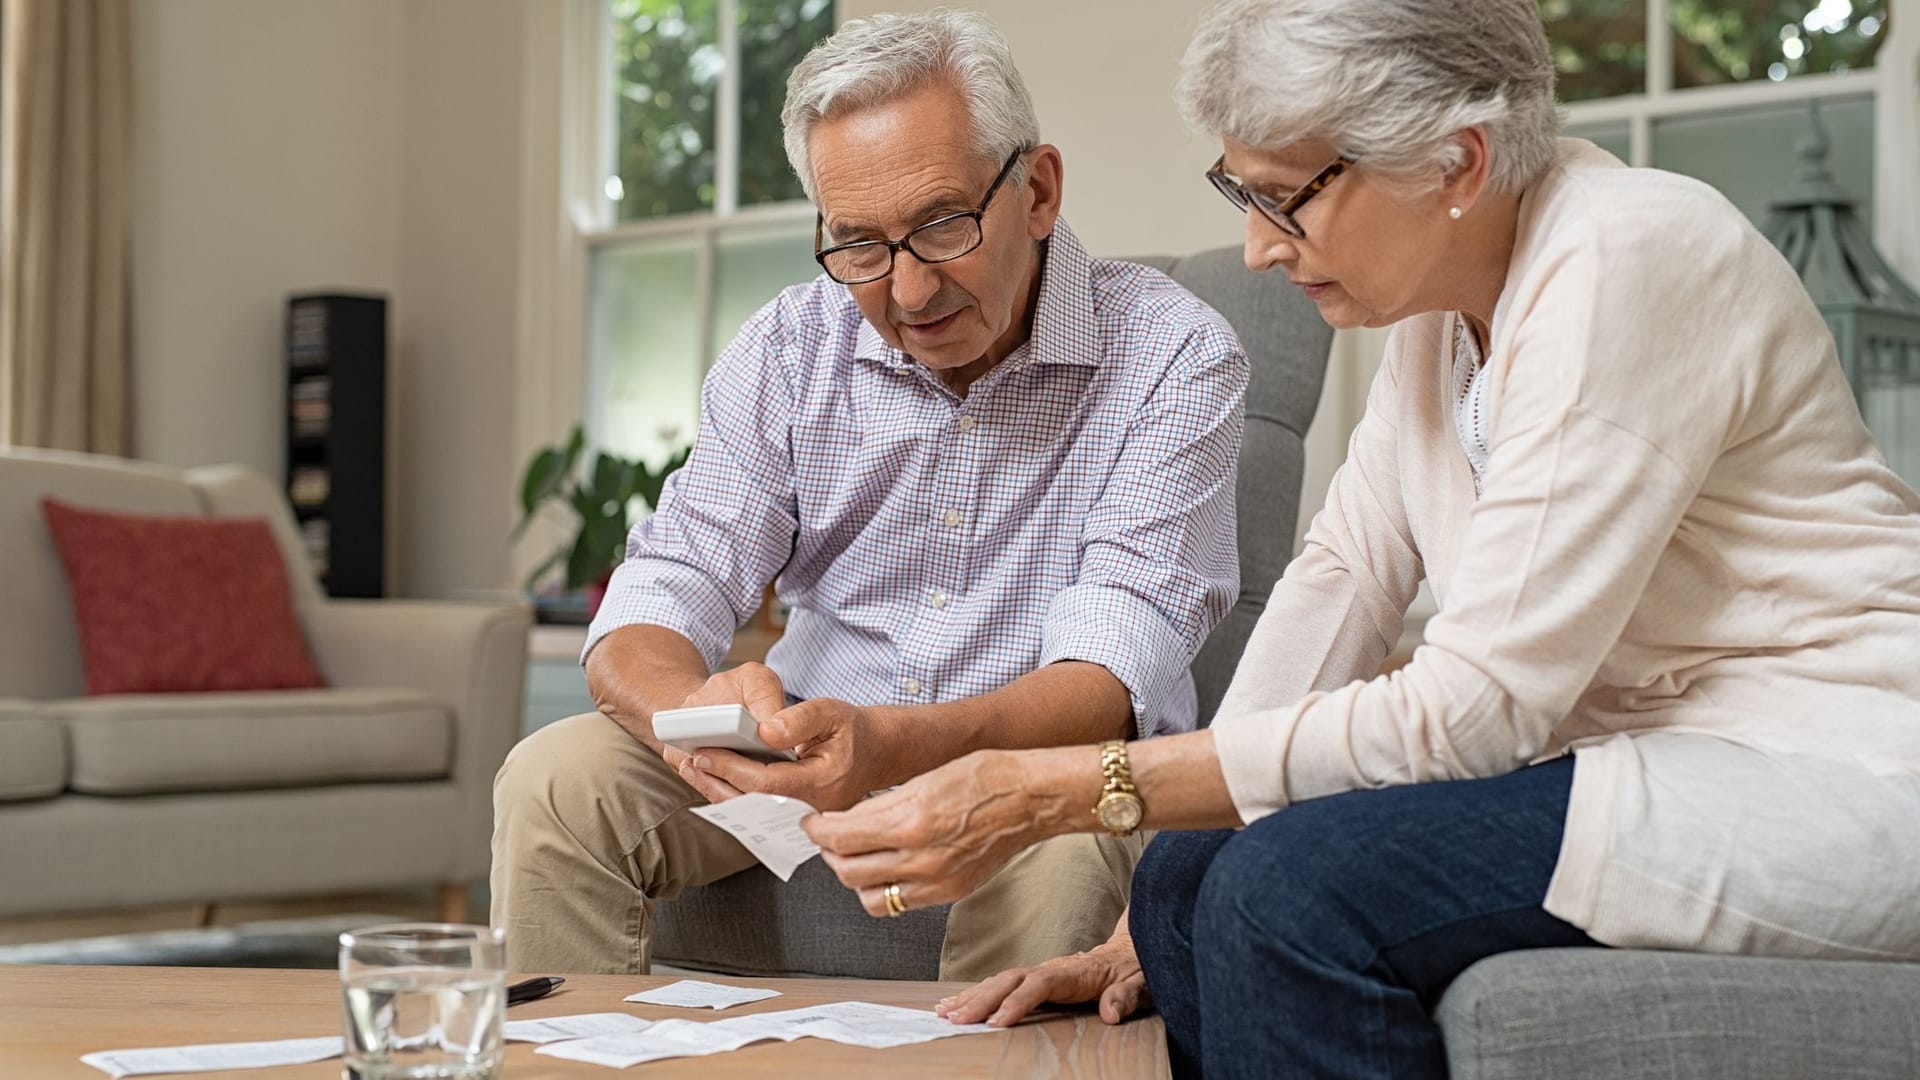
[490,9,1248,981]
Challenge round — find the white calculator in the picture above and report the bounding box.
[652,704,797,764]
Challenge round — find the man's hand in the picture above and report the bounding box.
[935,914,1148,1028]
[674,696,900,812]
[657,662,788,788]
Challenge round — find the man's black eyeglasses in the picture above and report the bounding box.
[815,148,1028,285]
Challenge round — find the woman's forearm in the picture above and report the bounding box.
[1023,728,1246,840]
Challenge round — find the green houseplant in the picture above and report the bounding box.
[512,425,691,606]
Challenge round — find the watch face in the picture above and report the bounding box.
[1097,793,1143,833]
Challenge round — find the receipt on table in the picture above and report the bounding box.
[781,1001,999,1049]
[685,793,821,880]
[626,978,782,1010]
[81,1036,343,1078]
[532,1001,1001,1068]
[503,1012,655,1043]
[534,1018,769,1068]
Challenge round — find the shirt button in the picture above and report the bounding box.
[941,509,962,528]
[955,415,976,433]
[903,677,923,696]
[929,591,949,609]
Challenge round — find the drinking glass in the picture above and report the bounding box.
[339,923,507,1080]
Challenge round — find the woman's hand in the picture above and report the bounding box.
[937,915,1148,1027]
[802,748,1072,916]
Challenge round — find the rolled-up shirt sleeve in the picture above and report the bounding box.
[1040,323,1248,736]
[584,301,800,670]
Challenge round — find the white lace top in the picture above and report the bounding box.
[1451,315,1492,494]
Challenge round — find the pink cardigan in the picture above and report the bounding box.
[1210,140,1920,959]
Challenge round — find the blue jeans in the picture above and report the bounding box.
[1131,758,1598,1079]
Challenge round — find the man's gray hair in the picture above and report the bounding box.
[1175,0,1560,195]
[781,9,1040,202]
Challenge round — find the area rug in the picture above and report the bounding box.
[0,913,407,969]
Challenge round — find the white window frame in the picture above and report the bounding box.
[515,0,827,581]
[1557,0,1917,274]
[578,0,821,378]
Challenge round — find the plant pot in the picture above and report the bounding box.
[531,591,593,626]
[584,569,615,619]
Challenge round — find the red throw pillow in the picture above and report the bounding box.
[41,498,327,695]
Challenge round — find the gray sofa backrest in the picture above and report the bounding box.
[1132,249,1333,723]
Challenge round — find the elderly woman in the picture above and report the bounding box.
[803,0,1920,1075]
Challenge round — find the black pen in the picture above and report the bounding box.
[507,976,566,1005]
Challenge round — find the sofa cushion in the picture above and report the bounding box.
[0,449,208,701]
[0,704,67,802]
[1437,947,1920,1080]
[652,857,950,980]
[41,498,325,695]
[55,688,452,795]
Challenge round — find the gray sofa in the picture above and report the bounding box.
[0,448,529,920]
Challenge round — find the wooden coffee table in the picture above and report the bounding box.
[0,965,1168,1078]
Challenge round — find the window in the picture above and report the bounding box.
[1547,0,1892,225]
[584,0,835,466]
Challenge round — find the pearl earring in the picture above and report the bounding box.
[1448,206,1463,220]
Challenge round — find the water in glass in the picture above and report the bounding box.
[340,922,505,1080]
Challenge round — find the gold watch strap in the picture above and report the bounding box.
[1099,739,1137,795]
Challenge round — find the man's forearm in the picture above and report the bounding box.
[583,623,711,749]
[866,660,1133,785]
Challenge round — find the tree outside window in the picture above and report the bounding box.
[609,0,834,219]
[588,0,834,467]
[1545,0,1889,101]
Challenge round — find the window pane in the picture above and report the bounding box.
[1672,0,1888,88]
[1566,119,1634,162]
[737,0,837,207]
[709,224,823,353]
[612,0,720,220]
[589,238,703,463]
[1541,0,1648,102]
[1651,95,1874,227]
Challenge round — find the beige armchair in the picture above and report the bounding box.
[0,448,528,921]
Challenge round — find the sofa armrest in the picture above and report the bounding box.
[301,599,532,881]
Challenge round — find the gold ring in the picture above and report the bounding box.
[883,882,906,917]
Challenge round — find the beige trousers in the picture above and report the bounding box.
[490,711,1143,981]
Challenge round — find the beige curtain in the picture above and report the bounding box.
[0,0,131,453]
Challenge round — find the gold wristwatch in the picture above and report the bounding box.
[1093,740,1144,836]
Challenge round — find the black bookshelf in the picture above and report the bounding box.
[286,293,386,598]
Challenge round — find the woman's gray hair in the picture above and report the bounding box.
[1175,0,1560,195]
[781,9,1040,201]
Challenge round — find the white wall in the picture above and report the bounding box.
[392,0,524,601]
[131,0,403,480]
[130,0,524,600]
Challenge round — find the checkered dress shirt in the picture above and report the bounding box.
[586,221,1247,736]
